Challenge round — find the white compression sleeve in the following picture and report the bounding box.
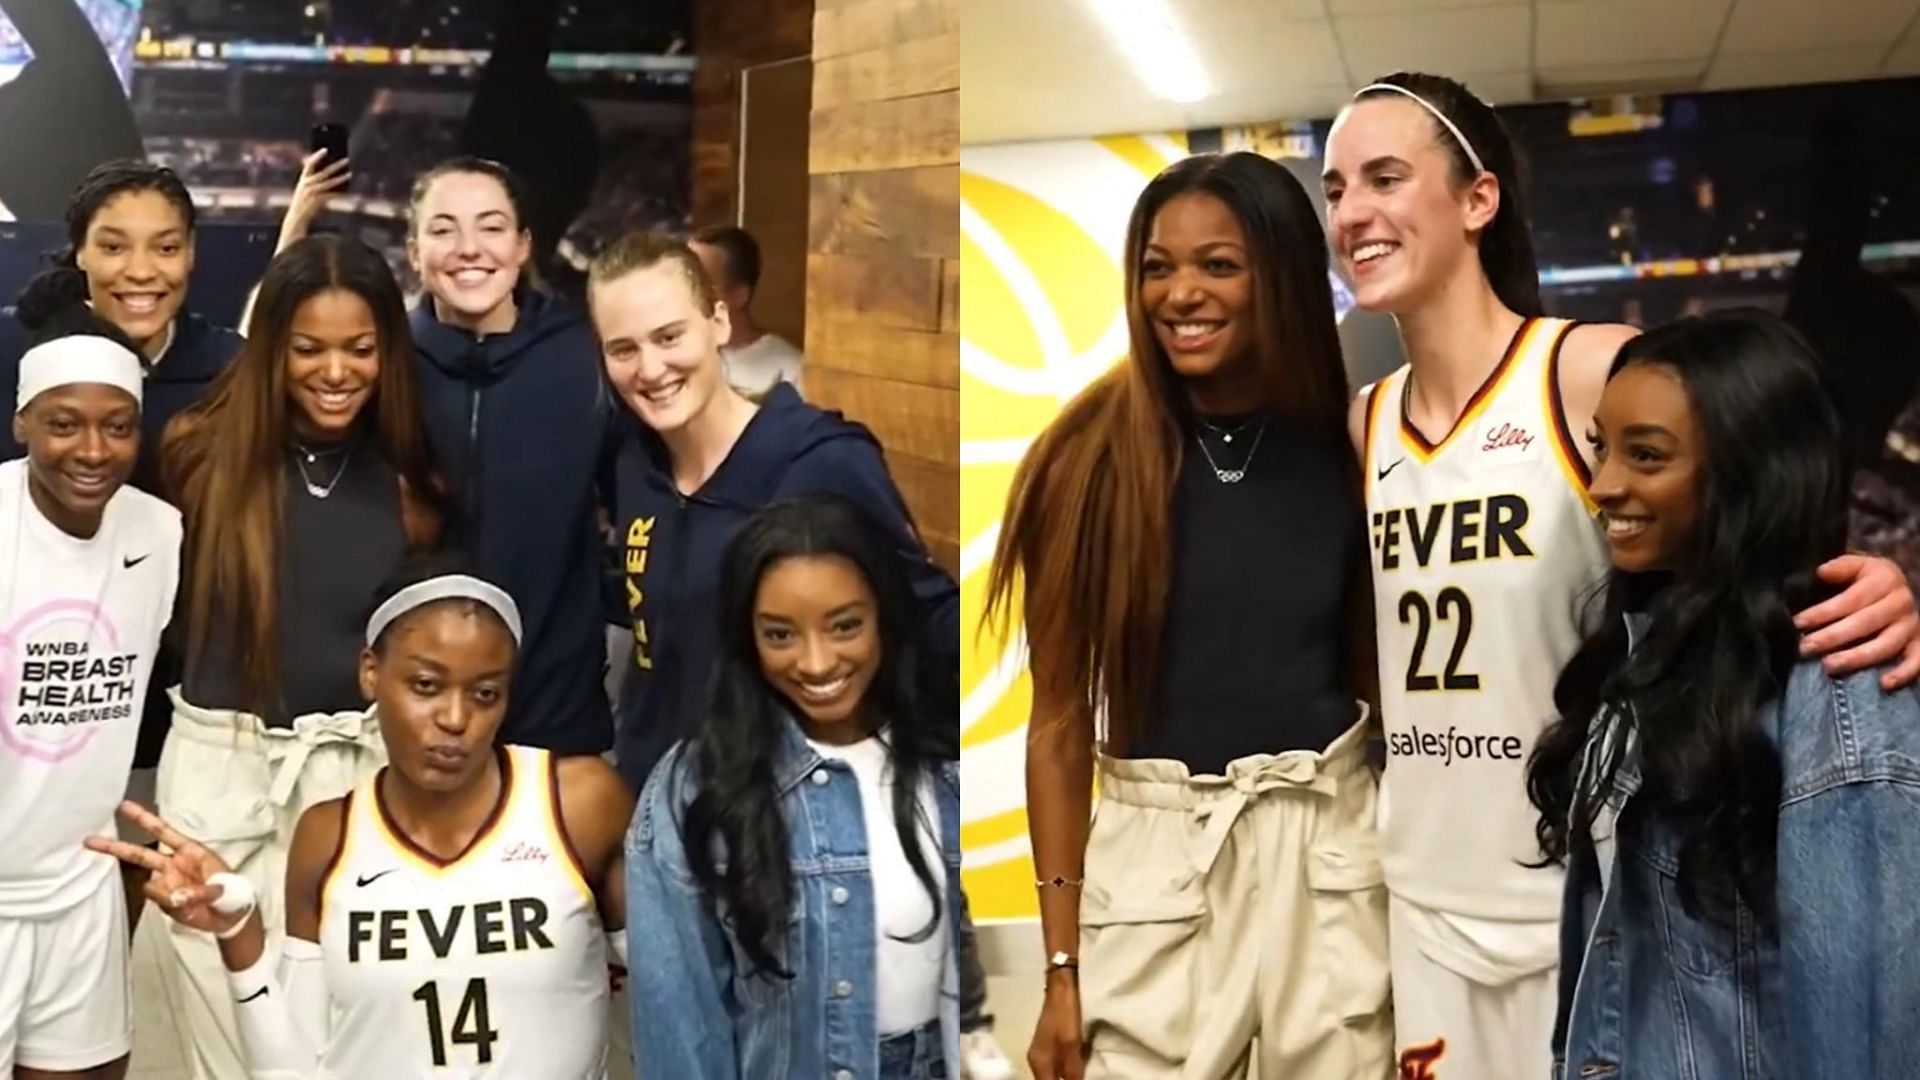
[226,937,329,1080]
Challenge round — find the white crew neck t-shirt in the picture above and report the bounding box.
[807,731,946,1035]
[723,332,804,398]
[0,459,180,917]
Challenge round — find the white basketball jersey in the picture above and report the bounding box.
[1362,318,1609,922]
[319,745,609,1079]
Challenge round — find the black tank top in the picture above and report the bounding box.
[1129,414,1366,773]
[181,440,410,726]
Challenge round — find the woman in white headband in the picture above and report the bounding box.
[1321,71,1920,1077]
[0,323,183,1078]
[88,556,634,1080]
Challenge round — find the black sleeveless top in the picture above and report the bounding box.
[181,439,410,727]
[1129,414,1367,773]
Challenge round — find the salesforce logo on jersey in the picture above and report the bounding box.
[1387,724,1525,766]
[0,599,138,763]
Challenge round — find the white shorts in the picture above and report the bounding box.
[0,873,132,1072]
[1388,895,1556,1080]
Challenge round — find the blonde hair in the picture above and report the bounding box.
[587,231,716,314]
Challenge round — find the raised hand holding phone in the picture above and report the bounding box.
[277,126,354,254]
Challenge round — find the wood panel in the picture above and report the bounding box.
[692,0,814,225]
[806,319,959,390]
[810,90,959,175]
[885,449,958,542]
[807,167,959,259]
[805,0,957,575]
[811,32,958,112]
[939,258,959,333]
[806,368,958,468]
[740,59,813,347]
[814,0,956,59]
[805,252,944,333]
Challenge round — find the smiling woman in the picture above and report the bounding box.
[983,151,1387,1080]
[0,310,180,1080]
[145,233,444,1079]
[586,231,958,798]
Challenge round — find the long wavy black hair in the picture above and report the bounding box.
[682,495,958,977]
[1526,310,1847,926]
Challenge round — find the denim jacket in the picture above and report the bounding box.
[1554,614,1920,1079]
[625,719,963,1079]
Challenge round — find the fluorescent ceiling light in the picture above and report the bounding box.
[1085,0,1212,104]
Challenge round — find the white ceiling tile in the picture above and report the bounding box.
[1535,59,1708,97]
[1328,0,1515,13]
[1198,16,1350,87]
[1465,71,1538,103]
[1718,0,1920,53]
[1885,25,1920,72]
[1534,0,1730,67]
[1703,46,1891,89]
[1334,5,1533,81]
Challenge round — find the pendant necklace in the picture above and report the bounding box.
[1194,417,1269,484]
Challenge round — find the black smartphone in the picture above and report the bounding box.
[309,123,350,168]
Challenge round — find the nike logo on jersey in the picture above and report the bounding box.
[1377,458,1406,481]
[236,987,269,1004]
[122,553,149,568]
[356,869,398,887]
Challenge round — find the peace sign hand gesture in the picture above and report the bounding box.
[85,801,249,937]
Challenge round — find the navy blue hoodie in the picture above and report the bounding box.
[2,307,242,768]
[410,289,614,755]
[611,382,960,792]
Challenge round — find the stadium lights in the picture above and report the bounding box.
[1084,0,1211,104]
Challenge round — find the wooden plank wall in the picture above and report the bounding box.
[805,0,961,576]
[691,0,813,228]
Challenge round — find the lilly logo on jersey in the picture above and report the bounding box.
[1480,421,1535,453]
[500,842,549,864]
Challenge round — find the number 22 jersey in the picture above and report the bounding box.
[1361,317,1609,923]
[318,745,610,1078]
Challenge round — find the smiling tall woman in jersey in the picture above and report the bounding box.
[986,152,1387,1080]
[87,560,633,1080]
[1322,72,1920,1079]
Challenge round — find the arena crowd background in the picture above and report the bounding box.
[0,0,694,307]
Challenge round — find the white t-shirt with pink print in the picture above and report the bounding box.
[0,458,178,918]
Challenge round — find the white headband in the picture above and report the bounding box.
[1356,83,1487,176]
[15,334,144,415]
[365,575,524,648]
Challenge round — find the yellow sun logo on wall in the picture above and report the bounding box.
[959,132,1188,920]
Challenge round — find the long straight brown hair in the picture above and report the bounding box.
[984,152,1363,751]
[162,235,439,714]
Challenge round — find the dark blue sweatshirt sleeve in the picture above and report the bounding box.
[774,439,961,671]
[0,317,23,461]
